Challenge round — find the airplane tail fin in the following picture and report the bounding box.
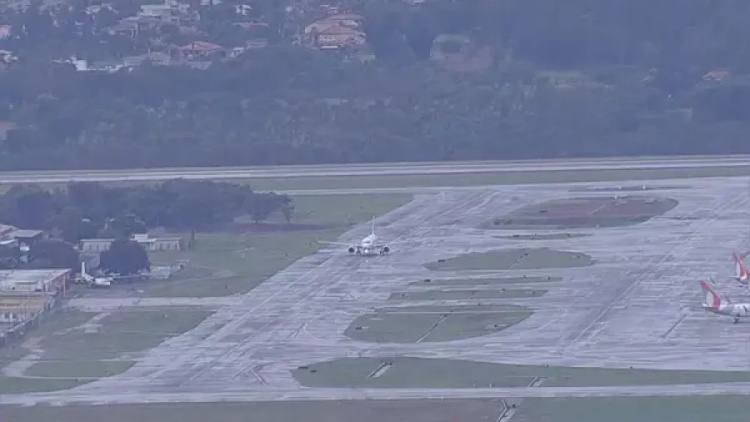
[370,216,375,236]
[81,261,86,276]
[699,280,724,310]
[733,252,749,284]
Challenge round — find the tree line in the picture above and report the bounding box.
[0,179,295,242]
[0,180,293,273]
[3,0,750,170]
[0,234,150,275]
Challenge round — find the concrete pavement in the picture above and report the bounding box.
[2,155,750,184]
[7,382,750,406]
[6,169,750,407]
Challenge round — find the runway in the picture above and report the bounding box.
[10,381,750,407]
[6,170,750,407]
[1,155,750,183]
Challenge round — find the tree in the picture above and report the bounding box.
[105,214,147,238]
[27,239,79,270]
[0,185,56,229]
[246,192,278,224]
[0,245,21,269]
[277,194,295,223]
[100,239,150,275]
[53,206,99,243]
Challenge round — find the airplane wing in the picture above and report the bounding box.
[317,240,353,247]
[375,240,409,246]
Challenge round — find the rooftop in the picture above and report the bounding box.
[10,229,43,239]
[0,269,71,286]
[0,224,16,234]
[179,41,223,52]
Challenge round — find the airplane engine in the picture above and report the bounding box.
[382,246,390,254]
[348,246,356,254]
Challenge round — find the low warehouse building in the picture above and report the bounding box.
[80,234,183,253]
[0,269,71,323]
[0,269,71,293]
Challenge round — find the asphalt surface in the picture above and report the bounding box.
[1,155,750,183]
[5,162,750,407]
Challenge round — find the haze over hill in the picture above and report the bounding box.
[0,0,747,170]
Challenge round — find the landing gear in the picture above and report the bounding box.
[734,317,740,324]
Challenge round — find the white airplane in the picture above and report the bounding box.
[732,252,749,286]
[699,280,750,323]
[79,261,113,288]
[319,217,401,256]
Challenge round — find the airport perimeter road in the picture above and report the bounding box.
[8,382,750,406]
[2,155,750,184]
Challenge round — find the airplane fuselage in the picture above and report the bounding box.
[357,234,378,255]
[704,303,750,322]
[348,234,389,256]
[361,234,377,247]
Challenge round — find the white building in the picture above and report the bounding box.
[0,269,71,323]
[0,269,71,293]
[80,234,183,253]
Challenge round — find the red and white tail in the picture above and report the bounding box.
[733,252,749,284]
[699,280,722,310]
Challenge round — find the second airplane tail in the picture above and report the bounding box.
[699,280,723,310]
[733,252,749,284]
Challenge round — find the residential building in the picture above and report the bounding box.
[139,0,189,23]
[9,230,44,251]
[108,18,139,37]
[704,69,730,81]
[304,13,364,35]
[85,4,114,15]
[0,225,16,237]
[0,25,11,40]
[177,41,225,61]
[0,50,18,66]
[0,122,16,141]
[122,51,172,67]
[304,14,366,50]
[316,25,365,49]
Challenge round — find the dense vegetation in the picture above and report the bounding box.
[2,0,750,169]
[0,180,295,239]
[100,239,150,275]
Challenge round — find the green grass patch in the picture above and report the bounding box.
[0,376,88,394]
[0,309,97,364]
[25,360,135,378]
[409,276,562,287]
[3,164,748,194]
[389,289,547,301]
[293,356,750,389]
[38,308,211,361]
[0,306,207,388]
[145,193,413,297]
[344,304,532,343]
[516,396,750,422]
[571,184,688,192]
[224,165,750,191]
[494,233,590,241]
[489,196,678,230]
[425,248,593,271]
[0,399,504,422]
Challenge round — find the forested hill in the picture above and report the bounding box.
[1,0,750,170]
